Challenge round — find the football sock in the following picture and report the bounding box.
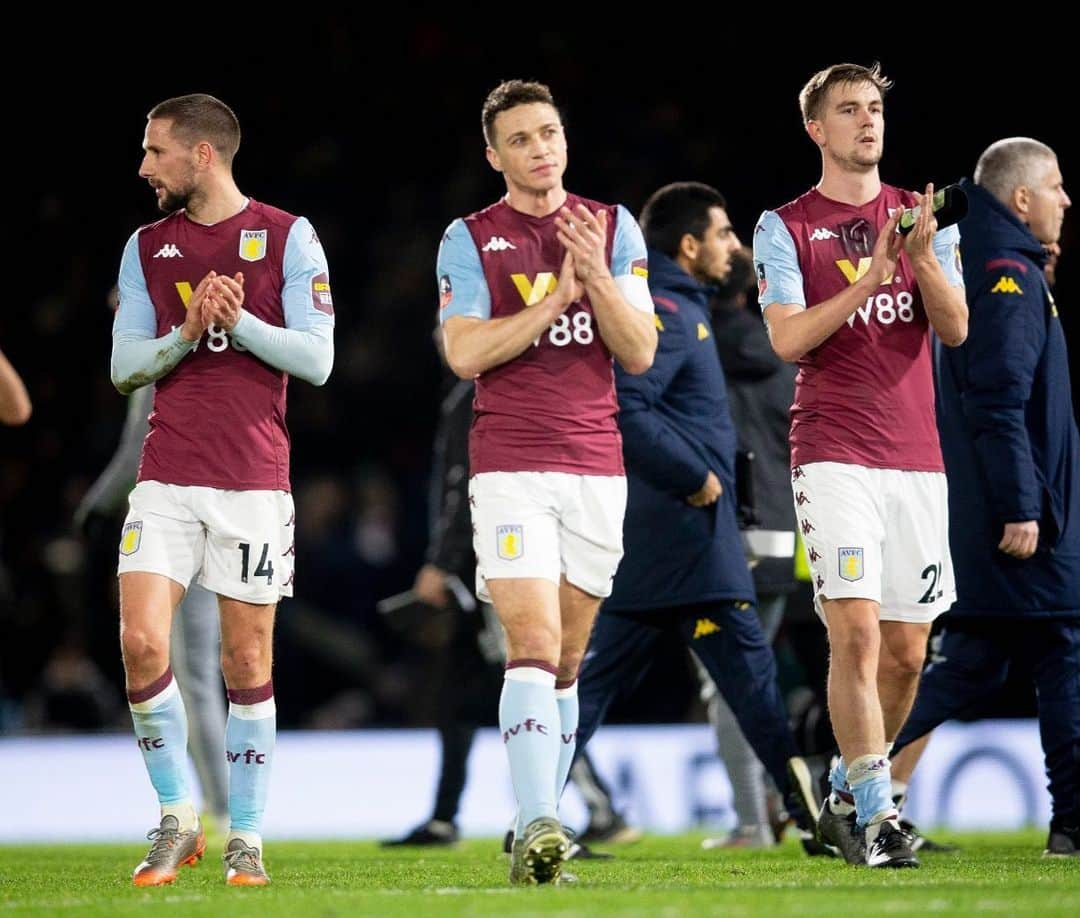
[225,681,275,835]
[554,678,579,802]
[848,753,897,828]
[500,661,559,829]
[128,667,193,816]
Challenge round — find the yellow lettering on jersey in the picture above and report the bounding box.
[991,276,1023,294]
[175,281,193,306]
[692,618,721,639]
[654,314,665,331]
[836,258,892,286]
[511,272,558,306]
[697,322,710,341]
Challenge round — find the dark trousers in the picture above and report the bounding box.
[894,617,1080,826]
[574,600,798,799]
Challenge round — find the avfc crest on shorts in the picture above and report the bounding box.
[239,229,267,262]
[120,521,143,556]
[838,546,864,582]
[496,525,524,561]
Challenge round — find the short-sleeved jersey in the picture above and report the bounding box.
[115,199,332,491]
[754,185,962,472]
[437,195,650,476]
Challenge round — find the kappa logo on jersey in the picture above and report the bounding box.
[838,547,864,582]
[512,272,557,306]
[439,274,453,310]
[692,618,721,639]
[239,229,268,262]
[482,236,516,252]
[809,227,839,241]
[496,524,524,561]
[311,273,334,315]
[153,243,183,258]
[991,275,1023,294]
[120,521,143,556]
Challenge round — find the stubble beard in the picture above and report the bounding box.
[156,186,192,214]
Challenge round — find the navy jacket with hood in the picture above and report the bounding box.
[934,177,1080,618]
[605,251,754,612]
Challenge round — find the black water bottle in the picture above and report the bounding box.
[898,184,968,235]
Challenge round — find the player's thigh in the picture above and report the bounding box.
[558,474,627,600]
[469,472,561,602]
[793,462,885,618]
[118,481,204,591]
[218,595,277,654]
[196,489,295,605]
[881,470,954,624]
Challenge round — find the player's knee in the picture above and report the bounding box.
[220,644,269,683]
[881,643,927,681]
[119,625,167,671]
[827,621,880,666]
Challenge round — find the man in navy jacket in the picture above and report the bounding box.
[892,138,1079,857]
[571,182,821,851]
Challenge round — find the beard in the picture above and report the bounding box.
[156,185,193,214]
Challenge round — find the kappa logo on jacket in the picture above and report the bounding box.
[991,276,1023,295]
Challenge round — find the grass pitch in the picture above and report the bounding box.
[1,830,1076,916]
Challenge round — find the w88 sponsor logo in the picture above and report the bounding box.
[845,291,916,328]
[532,311,595,348]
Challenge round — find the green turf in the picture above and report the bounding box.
[0,831,1076,916]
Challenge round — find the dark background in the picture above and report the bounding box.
[1,23,1074,733]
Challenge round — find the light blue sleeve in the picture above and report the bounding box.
[933,223,964,287]
[113,232,157,337]
[610,205,653,312]
[437,219,489,322]
[611,205,647,275]
[753,210,806,310]
[111,231,197,395]
[229,217,334,386]
[281,216,335,330]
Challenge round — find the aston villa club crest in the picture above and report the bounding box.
[239,229,267,262]
[120,521,143,556]
[838,546,864,582]
[496,524,524,561]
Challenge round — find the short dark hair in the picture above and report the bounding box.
[148,93,241,165]
[798,62,892,123]
[639,182,727,257]
[482,80,557,146]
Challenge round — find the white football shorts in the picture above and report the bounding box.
[117,480,295,604]
[469,471,626,601]
[791,461,955,624]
